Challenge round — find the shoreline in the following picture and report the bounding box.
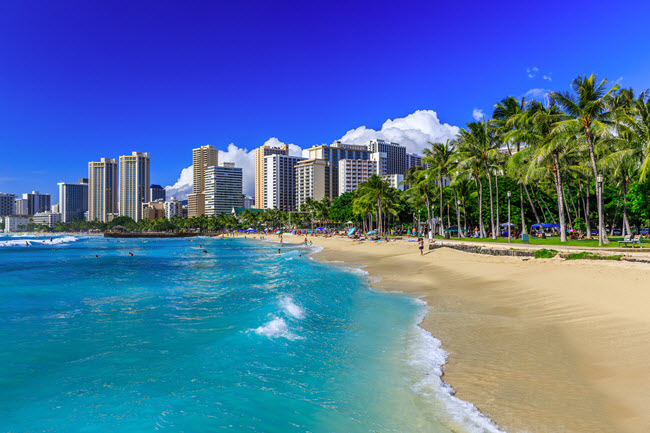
[250,234,650,433]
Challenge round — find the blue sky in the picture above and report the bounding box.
[1,0,650,198]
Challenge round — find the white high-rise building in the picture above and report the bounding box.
[32,211,61,228]
[3,215,30,233]
[119,152,150,221]
[205,162,243,215]
[58,180,88,223]
[365,139,407,175]
[164,197,183,220]
[338,159,379,196]
[295,159,329,210]
[0,193,15,217]
[383,174,405,191]
[264,154,304,211]
[17,191,51,215]
[304,141,370,199]
[88,158,118,222]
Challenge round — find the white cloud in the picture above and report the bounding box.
[472,108,484,121]
[165,138,301,199]
[527,66,539,78]
[337,109,459,154]
[542,74,552,81]
[524,88,549,101]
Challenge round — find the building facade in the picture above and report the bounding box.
[164,197,183,220]
[295,159,329,210]
[383,174,405,191]
[32,211,61,228]
[3,215,30,233]
[141,200,166,220]
[264,154,304,211]
[304,141,370,199]
[15,198,28,215]
[338,159,378,196]
[365,139,407,175]
[406,152,425,170]
[254,144,289,209]
[88,158,118,222]
[205,162,243,215]
[150,184,166,202]
[243,196,255,209]
[18,191,51,215]
[189,145,219,217]
[58,180,88,223]
[0,193,15,217]
[119,152,150,221]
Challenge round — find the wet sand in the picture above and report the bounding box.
[272,235,650,433]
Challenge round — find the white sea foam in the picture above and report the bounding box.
[406,307,506,433]
[279,296,305,319]
[0,236,79,247]
[252,317,301,340]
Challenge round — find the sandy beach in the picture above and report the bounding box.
[259,234,650,433]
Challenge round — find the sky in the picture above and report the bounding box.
[2,0,650,199]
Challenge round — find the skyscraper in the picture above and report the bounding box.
[88,158,118,222]
[0,193,16,217]
[264,154,304,211]
[254,144,289,209]
[295,159,329,210]
[365,139,407,175]
[58,180,88,223]
[205,162,243,215]
[18,191,51,215]
[304,141,370,199]
[188,145,218,217]
[119,152,150,221]
[150,184,166,201]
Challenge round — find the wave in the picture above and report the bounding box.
[406,306,505,433]
[279,296,305,319]
[251,317,302,340]
[0,236,79,247]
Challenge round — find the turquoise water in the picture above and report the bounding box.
[0,235,501,433]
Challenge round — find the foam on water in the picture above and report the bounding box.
[251,316,301,340]
[0,235,79,247]
[279,296,305,319]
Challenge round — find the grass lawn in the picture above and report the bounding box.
[436,235,649,249]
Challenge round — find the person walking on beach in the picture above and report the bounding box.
[428,229,433,244]
[418,238,424,255]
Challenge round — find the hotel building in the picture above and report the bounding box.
[264,154,304,211]
[383,173,406,191]
[366,139,406,175]
[295,159,329,210]
[88,158,118,222]
[32,211,61,228]
[119,152,150,221]
[406,152,425,170]
[0,193,16,217]
[58,180,88,223]
[254,144,289,209]
[3,215,30,233]
[150,184,166,201]
[338,159,378,196]
[188,145,218,217]
[17,191,51,215]
[141,200,166,220]
[164,197,183,219]
[205,162,243,215]
[304,141,370,199]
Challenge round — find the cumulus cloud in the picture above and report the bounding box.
[524,88,550,101]
[527,66,539,78]
[337,109,459,154]
[164,137,300,199]
[472,108,484,121]
[542,74,552,81]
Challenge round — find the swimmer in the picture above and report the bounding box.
[129,252,134,256]
[95,255,98,258]
[202,249,207,253]
[277,249,281,255]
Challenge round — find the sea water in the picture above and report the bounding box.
[0,235,502,433]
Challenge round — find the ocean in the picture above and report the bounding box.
[0,235,502,433]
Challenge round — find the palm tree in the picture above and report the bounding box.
[457,120,498,238]
[401,167,435,233]
[355,175,392,236]
[551,74,619,244]
[423,139,457,236]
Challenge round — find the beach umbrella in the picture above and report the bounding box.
[316,227,325,230]
[308,230,314,233]
[347,227,356,236]
[444,225,458,232]
[500,222,515,227]
[276,230,282,234]
[367,230,378,235]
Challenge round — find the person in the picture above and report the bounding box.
[277,249,281,254]
[428,229,433,244]
[304,237,308,245]
[418,238,424,255]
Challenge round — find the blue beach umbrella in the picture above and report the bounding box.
[308,230,314,233]
[347,227,356,236]
[367,230,378,235]
[276,230,283,234]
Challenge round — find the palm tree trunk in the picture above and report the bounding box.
[475,177,486,238]
[610,187,621,237]
[552,153,567,242]
[519,183,527,234]
[584,176,592,238]
[585,130,609,244]
[563,186,573,229]
[495,172,500,235]
[524,184,542,228]
[453,186,463,237]
[536,187,557,224]
[623,178,632,236]
[485,164,496,239]
[439,176,444,236]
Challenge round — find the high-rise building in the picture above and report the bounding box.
[141,200,166,220]
[189,145,219,217]
[264,154,304,211]
[58,180,88,223]
[0,193,16,217]
[119,152,150,221]
[365,139,407,175]
[205,162,243,215]
[383,174,406,191]
[304,141,370,199]
[243,196,255,209]
[18,191,51,215]
[370,152,388,176]
[406,153,425,170]
[295,159,330,210]
[32,211,61,228]
[150,184,166,202]
[15,198,28,215]
[254,144,289,209]
[338,159,379,196]
[164,197,183,219]
[88,158,118,222]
